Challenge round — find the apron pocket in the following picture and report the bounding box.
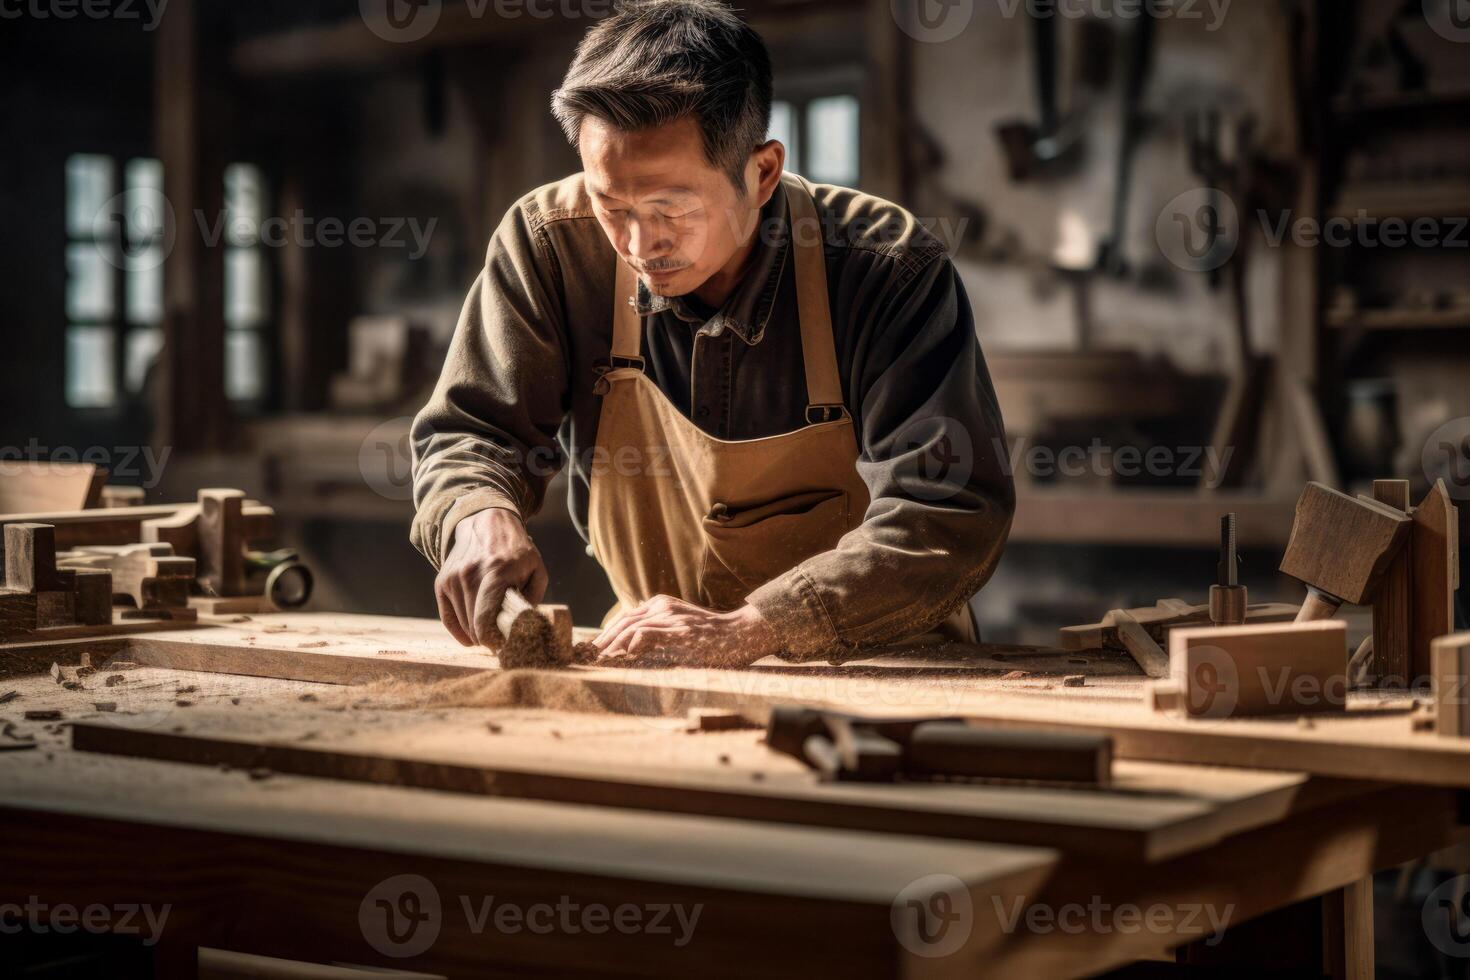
[699,490,849,605]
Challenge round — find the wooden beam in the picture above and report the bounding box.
[1411,480,1459,683]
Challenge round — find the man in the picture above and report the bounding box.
[411,0,1013,667]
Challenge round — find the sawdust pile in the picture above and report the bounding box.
[346,669,614,713]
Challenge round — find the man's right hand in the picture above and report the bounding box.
[434,508,549,647]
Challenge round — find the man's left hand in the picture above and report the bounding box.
[591,595,780,667]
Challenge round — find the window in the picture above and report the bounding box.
[769,79,861,186]
[64,154,167,408]
[224,163,268,404]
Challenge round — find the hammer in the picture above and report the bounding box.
[493,588,577,669]
[1278,483,1412,622]
[765,705,1112,785]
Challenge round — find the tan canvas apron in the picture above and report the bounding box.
[587,174,976,648]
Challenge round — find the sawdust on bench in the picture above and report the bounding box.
[347,669,613,713]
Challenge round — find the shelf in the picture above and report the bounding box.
[1333,88,1470,119]
[1329,183,1470,221]
[1010,490,1297,549]
[1326,308,1470,331]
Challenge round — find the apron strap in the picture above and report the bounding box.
[606,174,844,423]
[783,174,845,423]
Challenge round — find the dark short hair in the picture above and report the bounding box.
[551,0,773,189]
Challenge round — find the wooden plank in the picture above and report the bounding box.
[0,502,275,551]
[1371,480,1413,686]
[0,461,107,514]
[69,713,1334,864]
[1412,480,1458,683]
[0,748,1055,979]
[1061,601,1299,653]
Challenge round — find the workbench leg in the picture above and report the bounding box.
[1321,877,1375,980]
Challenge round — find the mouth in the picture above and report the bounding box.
[638,264,690,280]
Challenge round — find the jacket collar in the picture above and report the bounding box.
[634,187,789,346]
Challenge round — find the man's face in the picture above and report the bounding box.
[580,116,758,298]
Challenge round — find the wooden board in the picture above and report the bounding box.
[69,709,1338,864]
[1371,480,1412,686]
[0,745,1055,979]
[1433,633,1470,738]
[1166,621,1348,718]
[1411,480,1459,683]
[0,461,107,514]
[1060,601,1299,653]
[1279,482,1411,605]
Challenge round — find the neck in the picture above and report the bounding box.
[692,221,759,309]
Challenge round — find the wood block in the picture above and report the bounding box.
[198,489,248,596]
[0,460,107,513]
[539,602,573,663]
[1167,620,1348,719]
[1113,610,1170,678]
[0,591,39,638]
[1371,480,1412,686]
[1433,633,1470,738]
[1412,480,1458,683]
[4,523,67,593]
[1279,482,1411,604]
[35,591,76,629]
[72,569,113,626]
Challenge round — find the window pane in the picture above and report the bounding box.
[124,327,165,394]
[769,100,799,175]
[225,247,267,328]
[225,163,265,247]
[66,326,116,408]
[66,154,114,239]
[125,246,165,325]
[805,95,860,185]
[226,329,265,401]
[124,158,166,245]
[66,243,116,321]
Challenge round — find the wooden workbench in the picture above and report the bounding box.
[0,612,1462,978]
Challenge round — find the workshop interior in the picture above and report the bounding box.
[4,0,1470,976]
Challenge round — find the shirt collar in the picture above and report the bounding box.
[634,187,789,346]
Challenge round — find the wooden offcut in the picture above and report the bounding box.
[1060,600,1298,652]
[1411,480,1459,683]
[0,461,107,514]
[1113,610,1170,678]
[1370,479,1412,685]
[1279,482,1412,609]
[1166,620,1349,719]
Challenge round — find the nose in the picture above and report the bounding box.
[626,215,673,264]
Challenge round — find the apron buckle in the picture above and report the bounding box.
[805,404,845,424]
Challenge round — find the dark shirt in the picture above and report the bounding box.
[410,173,1015,657]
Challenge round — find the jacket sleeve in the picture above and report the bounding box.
[409,201,570,569]
[746,255,1015,658]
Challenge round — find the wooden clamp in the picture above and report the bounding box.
[1279,482,1412,621]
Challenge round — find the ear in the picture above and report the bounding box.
[748,139,786,206]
